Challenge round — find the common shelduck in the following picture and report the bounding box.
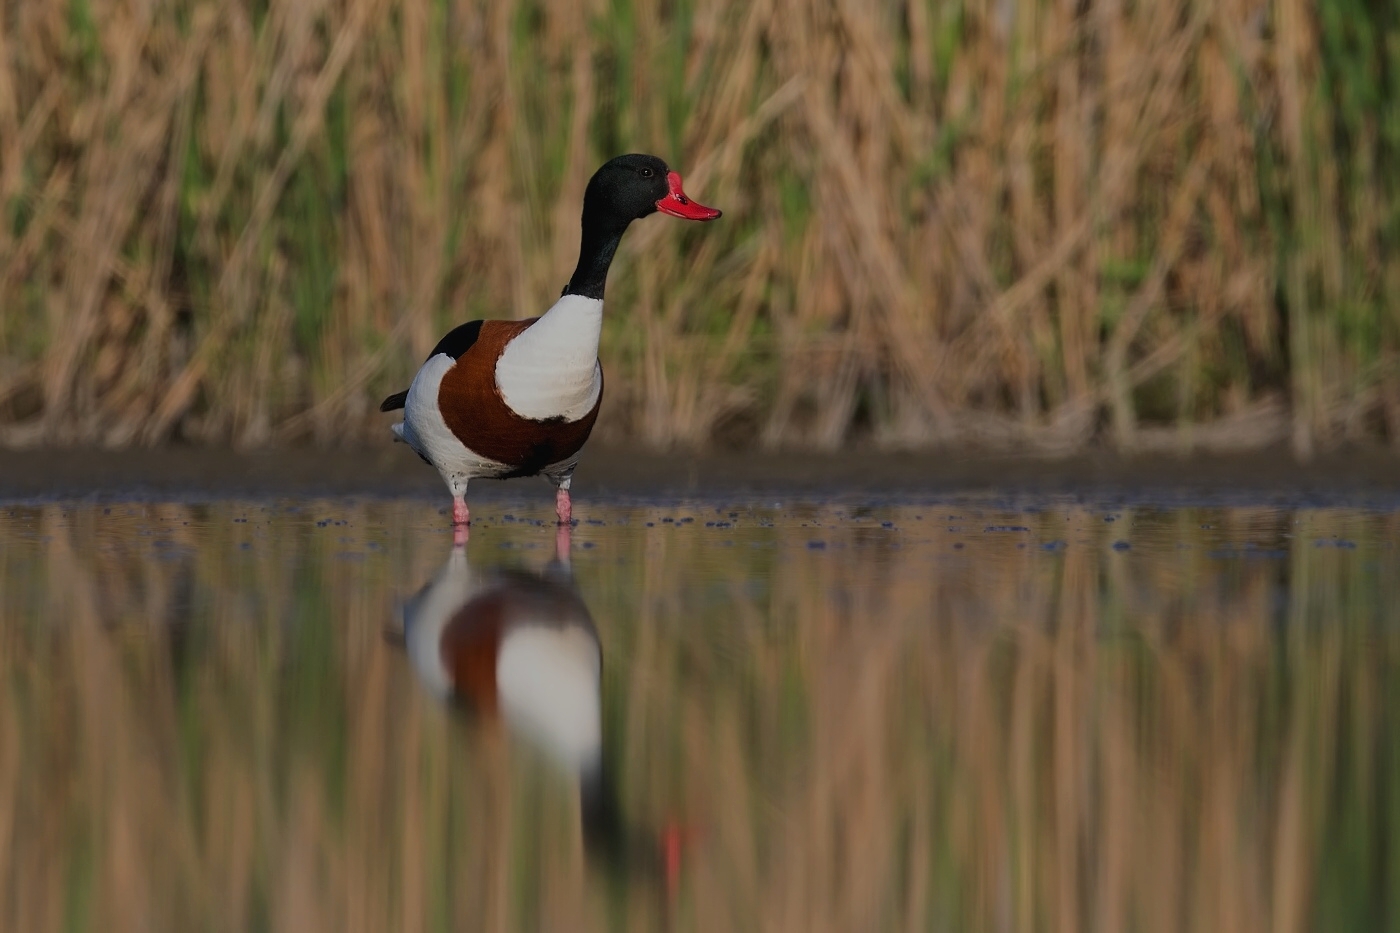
[381,154,720,532]
[391,528,688,881]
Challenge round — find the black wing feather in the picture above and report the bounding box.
[380,320,486,413]
[428,320,486,361]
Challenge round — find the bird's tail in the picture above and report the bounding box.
[390,420,434,465]
[380,389,409,412]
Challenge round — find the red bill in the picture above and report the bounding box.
[655,172,722,221]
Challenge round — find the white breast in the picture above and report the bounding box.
[495,624,603,773]
[495,294,604,420]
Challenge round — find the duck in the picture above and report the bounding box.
[391,527,688,884]
[381,154,720,533]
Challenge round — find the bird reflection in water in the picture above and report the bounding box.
[388,524,686,908]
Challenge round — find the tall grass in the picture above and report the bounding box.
[0,0,1398,453]
[1,500,1398,930]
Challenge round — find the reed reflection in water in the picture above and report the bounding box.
[0,499,1397,932]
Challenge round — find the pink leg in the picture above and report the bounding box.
[451,495,470,526]
[450,498,467,549]
[554,521,572,562]
[555,487,572,526]
[451,495,469,547]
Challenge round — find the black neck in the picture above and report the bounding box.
[563,215,630,300]
[580,763,623,860]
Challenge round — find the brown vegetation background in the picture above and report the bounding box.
[0,0,1397,453]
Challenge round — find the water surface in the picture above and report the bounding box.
[2,497,1398,932]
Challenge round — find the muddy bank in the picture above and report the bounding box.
[0,445,1398,505]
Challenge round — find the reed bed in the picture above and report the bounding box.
[0,501,1397,931]
[0,0,1396,453]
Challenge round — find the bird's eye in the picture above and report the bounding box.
[640,167,654,178]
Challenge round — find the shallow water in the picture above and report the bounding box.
[2,496,1398,932]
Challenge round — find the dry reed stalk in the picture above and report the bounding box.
[1,0,1397,452]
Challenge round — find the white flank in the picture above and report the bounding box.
[401,547,476,699]
[397,353,507,492]
[495,294,604,420]
[496,625,603,773]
